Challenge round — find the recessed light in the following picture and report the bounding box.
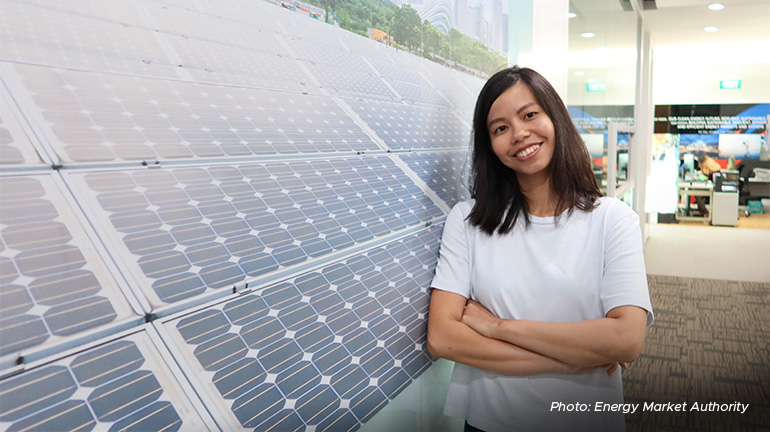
[587,78,597,83]
[575,71,585,76]
[581,32,596,38]
[708,3,725,11]
[704,26,719,32]
[568,12,577,18]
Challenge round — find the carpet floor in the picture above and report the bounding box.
[624,275,770,431]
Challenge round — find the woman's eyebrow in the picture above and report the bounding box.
[516,101,537,115]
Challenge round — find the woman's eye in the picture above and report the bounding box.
[524,112,536,119]
[494,125,508,133]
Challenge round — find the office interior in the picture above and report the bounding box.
[0,0,767,432]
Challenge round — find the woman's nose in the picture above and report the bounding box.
[511,124,529,143]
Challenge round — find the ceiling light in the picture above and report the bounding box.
[708,3,725,11]
[704,26,719,32]
[575,71,585,76]
[568,12,577,18]
[596,46,608,52]
[587,78,597,83]
[581,32,596,38]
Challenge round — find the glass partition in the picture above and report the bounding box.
[567,0,639,195]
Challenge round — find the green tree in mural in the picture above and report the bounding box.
[446,28,507,75]
[290,0,506,76]
[422,19,449,58]
[390,4,421,48]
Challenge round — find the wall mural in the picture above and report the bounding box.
[0,0,481,430]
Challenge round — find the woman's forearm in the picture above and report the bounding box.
[427,317,574,375]
[462,301,648,367]
[428,290,575,375]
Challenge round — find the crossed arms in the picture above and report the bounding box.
[426,289,648,376]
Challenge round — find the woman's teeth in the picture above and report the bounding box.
[516,144,541,158]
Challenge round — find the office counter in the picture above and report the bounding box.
[676,181,712,223]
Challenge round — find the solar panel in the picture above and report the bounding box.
[0,328,216,431]
[159,224,442,431]
[0,90,44,167]
[4,64,382,163]
[65,156,444,310]
[0,173,139,359]
[0,1,169,66]
[298,57,398,102]
[348,99,471,150]
[398,151,472,207]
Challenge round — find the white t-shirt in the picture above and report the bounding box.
[430,197,654,432]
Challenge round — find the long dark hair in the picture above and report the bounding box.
[467,66,601,235]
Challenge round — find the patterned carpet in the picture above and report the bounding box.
[624,275,770,431]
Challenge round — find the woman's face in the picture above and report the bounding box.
[486,82,555,182]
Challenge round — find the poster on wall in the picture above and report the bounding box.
[654,103,769,163]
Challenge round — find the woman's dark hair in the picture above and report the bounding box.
[468,66,602,235]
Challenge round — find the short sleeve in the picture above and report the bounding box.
[600,201,654,326]
[430,201,473,298]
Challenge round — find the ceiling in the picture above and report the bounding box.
[566,0,770,104]
[643,0,770,49]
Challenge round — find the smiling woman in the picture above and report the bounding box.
[426,66,654,432]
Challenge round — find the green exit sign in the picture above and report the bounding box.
[586,82,606,92]
[720,80,741,89]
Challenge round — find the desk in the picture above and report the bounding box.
[676,181,712,222]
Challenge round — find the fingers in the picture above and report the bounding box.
[606,362,630,376]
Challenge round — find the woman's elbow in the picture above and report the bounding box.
[426,330,445,358]
[617,334,645,363]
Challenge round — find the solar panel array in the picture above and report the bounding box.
[0,0,480,430]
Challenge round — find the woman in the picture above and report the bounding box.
[426,66,653,432]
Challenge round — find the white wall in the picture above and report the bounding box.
[652,42,770,105]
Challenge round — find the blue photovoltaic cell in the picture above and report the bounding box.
[0,1,169,68]
[398,151,473,208]
[0,337,192,432]
[364,57,449,108]
[170,225,442,431]
[73,156,443,307]
[9,63,380,163]
[1,92,43,166]
[348,99,470,150]
[0,175,132,357]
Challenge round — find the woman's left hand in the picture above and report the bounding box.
[461,299,501,338]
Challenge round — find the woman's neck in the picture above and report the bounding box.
[518,173,558,217]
